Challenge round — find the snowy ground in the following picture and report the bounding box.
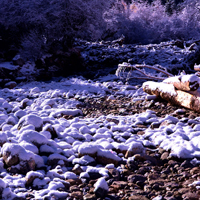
[0,75,200,199]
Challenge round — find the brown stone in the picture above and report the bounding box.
[70,185,80,192]
[26,174,41,186]
[178,188,190,195]
[106,118,119,124]
[136,124,148,128]
[72,164,84,175]
[182,192,200,200]
[190,167,200,175]
[67,178,82,186]
[147,173,160,182]
[159,148,166,154]
[133,154,146,161]
[137,131,145,135]
[121,169,132,176]
[108,168,120,180]
[96,155,120,166]
[70,191,83,199]
[128,195,149,200]
[148,179,165,186]
[182,179,196,187]
[111,181,128,189]
[83,193,97,200]
[3,152,19,166]
[161,152,169,160]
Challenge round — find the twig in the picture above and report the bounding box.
[134,64,173,77]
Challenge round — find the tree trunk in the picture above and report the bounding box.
[163,74,200,91]
[143,81,200,113]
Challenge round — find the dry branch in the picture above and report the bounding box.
[143,81,200,113]
[116,62,173,81]
[163,74,200,91]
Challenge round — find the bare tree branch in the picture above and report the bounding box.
[116,62,173,81]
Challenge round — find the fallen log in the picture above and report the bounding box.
[143,81,200,113]
[163,74,200,91]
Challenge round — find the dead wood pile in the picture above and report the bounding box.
[142,74,200,112]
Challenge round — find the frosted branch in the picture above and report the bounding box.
[116,62,173,81]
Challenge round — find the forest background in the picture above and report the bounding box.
[0,0,199,65]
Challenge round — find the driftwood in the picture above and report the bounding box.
[143,81,200,113]
[163,74,200,91]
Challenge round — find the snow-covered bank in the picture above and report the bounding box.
[0,38,199,89]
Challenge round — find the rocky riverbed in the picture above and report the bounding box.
[0,75,200,200]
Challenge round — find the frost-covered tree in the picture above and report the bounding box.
[105,0,200,44]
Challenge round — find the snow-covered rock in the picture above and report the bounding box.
[94,177,109,198]
[96,149,122,166]
[1,143,35,173]
[18,114,43,131]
